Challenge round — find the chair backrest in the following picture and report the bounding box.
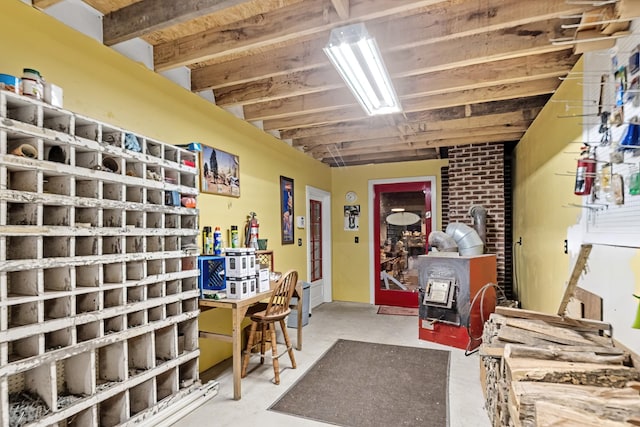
[265,270,298,316]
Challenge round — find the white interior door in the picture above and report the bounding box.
[306,186,332,309]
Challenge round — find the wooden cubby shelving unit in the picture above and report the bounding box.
[0,90,204,426]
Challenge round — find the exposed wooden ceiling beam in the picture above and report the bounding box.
[331,0,349,19]
[192,17,572,92]
[260,78,559,129]
[103,0,248,46]
[154,0,448,70]
[323,148,440,167]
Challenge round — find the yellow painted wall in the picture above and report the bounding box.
[1,1,330,371]
[331,159,448,303]
[513,59,585,312]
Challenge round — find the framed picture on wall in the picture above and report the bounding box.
[280,176,294,244]
[199,145,240,197]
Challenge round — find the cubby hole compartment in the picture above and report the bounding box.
[44,236,70,258]
[98,391,128,427]
[182,276,198,292]
[164,213,178,229]
[126,261,145,281]
[103,315,125,335]
[77,320,101,342]
[127,310,146,328]
[8,365,56,426]
[146,235,163,252]
[7,202,38,225]
[128,333,154,377]
[181,298,198,314]
[75,151,99,172]
[8,269,39,297]
[102,236,122,255]
[101,125,123,148]
[104,289,124,309]
[125,160,143,179]
[44,267,71,294]
[181,214,197,230]
[166,280,181,296]
[156,368,178,402]
[165,236,179,251]
[148,282,164,299]
[165,258,180,274]
[7,169,38,192]
[6,100,38,124]
[155,325,177,365]
[126,236,144,254]
[129,379,155,416]
[126,286,145,303]
[8,301,39,328]
[42,108,72,134]
[104,263,124,285]
[145,139,162,158]
[75,207,99,227]
[179,171,196,188]
[42,173,71,195]
[76,178,98,199]
[103,208,123,228]
[97,341,126,386]
[75,116,100,141]
[59,352,93,408]
[75,265,100,287]
[126,186,143,203]
[179,150,197,168]
[44,296,71,320]
[181,235,197,251]
[126,210,144,228]
[147,211,163,229]
[43,205,71,226]
[181,256,196,272]
[177,318,198,354]
[75,236,98,256]
[76,291,100,314]
[146,164,162,182]
[148,305,164,322]
[164,169,178,185]
[147,259,163,276]
[178,358,198,389]
[166,302,181,318]
[147,189,163,205]
[43,142,69,165]
[102,183,123,201]
[45,327,72,351]
[6,235,38,260]
[62,406,96,427]
[164,145,178,163]
[8,335,40,362]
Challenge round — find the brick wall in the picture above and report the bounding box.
[447,143,510,296]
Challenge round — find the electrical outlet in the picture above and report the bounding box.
[564,239,568,254]
[355,236,359,243]
[297,238,302,246]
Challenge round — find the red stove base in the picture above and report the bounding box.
[418,319,481,351]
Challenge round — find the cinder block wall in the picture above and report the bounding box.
[446,143,510,296]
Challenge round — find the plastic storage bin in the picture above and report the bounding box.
[287,281,311,328]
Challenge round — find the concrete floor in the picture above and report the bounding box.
[175,301,490,427]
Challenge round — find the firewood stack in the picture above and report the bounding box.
[480,306,640,426]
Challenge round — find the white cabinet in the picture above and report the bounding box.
[0,90,204,426]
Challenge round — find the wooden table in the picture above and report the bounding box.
[198,282,303,400]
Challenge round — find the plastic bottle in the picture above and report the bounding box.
[213,227,222,255]
[203,226,213,255]
[231,225,239,248]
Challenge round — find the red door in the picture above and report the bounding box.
[374,181,432,307]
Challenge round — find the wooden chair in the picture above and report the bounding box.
[241,270,298,384]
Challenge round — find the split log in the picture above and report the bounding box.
[505,357,640,387]
[504,344,625,365]
[534,400,630,427]
[495,306,611,332]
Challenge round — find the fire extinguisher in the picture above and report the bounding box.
[245,212,259,249]
[574,146,596,196]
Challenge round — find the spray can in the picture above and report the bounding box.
[213,227,222,255]
[203,226,213,255]
[231,225,239,248]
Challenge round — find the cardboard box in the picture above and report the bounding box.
[257,268,270,292]
[226,276,252,299]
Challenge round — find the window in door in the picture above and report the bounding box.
[310,199,322,281]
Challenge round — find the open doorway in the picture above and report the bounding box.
[369,178,436,307]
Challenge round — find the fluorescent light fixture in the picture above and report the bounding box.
[324,23,402,116]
